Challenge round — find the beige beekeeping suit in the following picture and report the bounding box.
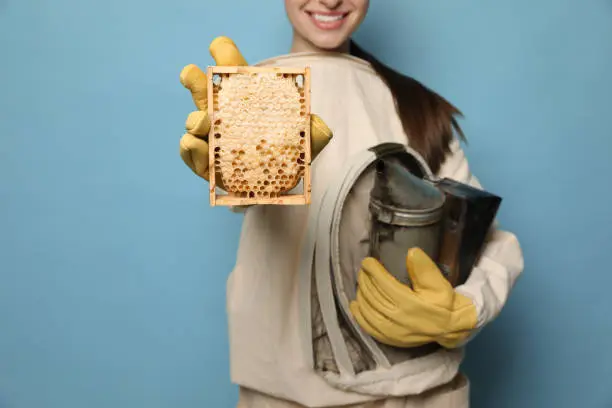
[226,52,524,408]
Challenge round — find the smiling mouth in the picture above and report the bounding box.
[306,11,350,30]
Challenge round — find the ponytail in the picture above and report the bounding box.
[349,41,465,174]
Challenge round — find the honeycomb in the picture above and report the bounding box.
[210,70,309,200]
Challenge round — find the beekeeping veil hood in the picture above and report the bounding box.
[228,52,501,407]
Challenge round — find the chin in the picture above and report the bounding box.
[309,35,350,51]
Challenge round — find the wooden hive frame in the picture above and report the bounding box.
[207,66,312,207]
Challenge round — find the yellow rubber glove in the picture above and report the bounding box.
[349,247,478,349]
[179,36,333,183]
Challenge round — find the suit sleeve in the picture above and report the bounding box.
[436,139,525,334]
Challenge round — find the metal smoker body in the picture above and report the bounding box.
[368,146,502,288]
[369,158,446,286]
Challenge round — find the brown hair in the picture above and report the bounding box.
[349,41,466,174]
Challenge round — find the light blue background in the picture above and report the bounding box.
[1,0,611,407]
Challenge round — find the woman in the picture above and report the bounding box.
[179,1,524,407]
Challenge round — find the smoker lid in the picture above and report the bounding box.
[369,156,446,226]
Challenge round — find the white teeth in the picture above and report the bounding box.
[312,13,344,22]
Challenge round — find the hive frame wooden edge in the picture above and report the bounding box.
[206,65,312,207]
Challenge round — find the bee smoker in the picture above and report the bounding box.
[368,151,502,287]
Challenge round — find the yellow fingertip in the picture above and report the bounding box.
[185,111,211,136]
[209,36,236,50]
[185,111,199,129]
[349,301,368,327]
[349,301,366,325]
[405,246,436,271]
[179,134,211,181]
[407,247,421,257]
[179,135,196,169]
[209,36,248,66]
[179,64,195,87]
[361,257,382,270]
[407,247,425,261]
[310,114,332,139]
[310,114,333,158]
[179,64,206,89]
